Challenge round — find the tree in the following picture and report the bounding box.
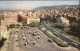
[70,20,80,42]
[56,14,61,18]
[40,18,46,21]
[76,20,80,42]
[78,12,80,17]
[53,17,56,23]
[77,7,80,10]
[22,23,27,26]
[46,15,51,22]
[17,15,22,22]
[29,22,35,27]
[28,22,41,27]
[67,17,76,23]
[70,23,77,33]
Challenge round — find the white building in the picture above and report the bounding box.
[27,17,40,24]
[56,17,70,27]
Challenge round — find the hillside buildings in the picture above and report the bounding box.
[0,6,79,26]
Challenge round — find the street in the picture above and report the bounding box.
[43,22,80,49]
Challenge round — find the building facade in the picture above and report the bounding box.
[27,17,40,24]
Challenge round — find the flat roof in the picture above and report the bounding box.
[27,17,40,19]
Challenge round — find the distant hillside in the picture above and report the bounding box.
[32,5,79,11]
[0,5,79,12]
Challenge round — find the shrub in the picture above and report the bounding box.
[0,37,7,49]
[28,22,41,27]
[16,24,21,28]
[9,24,15,28]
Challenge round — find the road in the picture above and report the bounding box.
[7,27,79,51]
[43,22,80,49]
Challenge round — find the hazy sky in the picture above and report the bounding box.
[0,1,79,10]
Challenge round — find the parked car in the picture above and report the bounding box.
[72,42,77,46]
[37,36,40,39]
[47,39,52,43]
[32,32,38,36]
[24,42,28,46]
[22,34,24,36]
[27,32,29,34]
[26,40,30,44]
[33,41,36,45]
[23,37,26,40]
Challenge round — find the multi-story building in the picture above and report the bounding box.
[27,17,40,24]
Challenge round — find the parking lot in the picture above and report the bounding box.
[7,27,79,51]
[18,27,56,51]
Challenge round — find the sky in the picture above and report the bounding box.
[0,1,79,10]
